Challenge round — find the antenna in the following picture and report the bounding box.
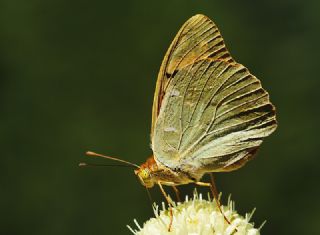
[79,162,136,168]
[85,151,140,168]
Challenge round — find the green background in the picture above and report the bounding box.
[1,0,319,234]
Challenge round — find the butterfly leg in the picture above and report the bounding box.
[145,186,153,205]
[195,178,233,227]
[158,182,174,232]
[172,186,181,202]
[208,173,237,229]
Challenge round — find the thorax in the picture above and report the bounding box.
[135,156,196,188]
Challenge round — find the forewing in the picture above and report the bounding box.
[152,59,277,172]
[151,14,233,138]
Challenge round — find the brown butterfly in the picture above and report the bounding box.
[83,14,277,231]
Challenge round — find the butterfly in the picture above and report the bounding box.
[84,14,277,231]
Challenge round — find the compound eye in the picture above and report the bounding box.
[141,169,149,179]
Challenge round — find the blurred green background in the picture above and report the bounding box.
[1,0,319,234]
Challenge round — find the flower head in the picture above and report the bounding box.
[128,191,263,235]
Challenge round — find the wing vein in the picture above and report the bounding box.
[181,61,214,136]
[206,107,273,136]
[177,62,204,150]
[215,92,268,121]
[178,19,211,46]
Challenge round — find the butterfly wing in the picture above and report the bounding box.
[151,14,233,138]
[151,15,277,176]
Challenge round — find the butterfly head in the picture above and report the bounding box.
[135,167,154,188]
[134,156,158,188]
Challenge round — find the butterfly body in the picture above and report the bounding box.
[135,155,195,188]
[135,146,258,189]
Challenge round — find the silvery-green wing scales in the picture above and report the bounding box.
[151,14,277,180]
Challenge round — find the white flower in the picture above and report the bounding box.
[128,191,263,235]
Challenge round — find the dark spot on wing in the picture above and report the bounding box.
[165,69,179,79]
